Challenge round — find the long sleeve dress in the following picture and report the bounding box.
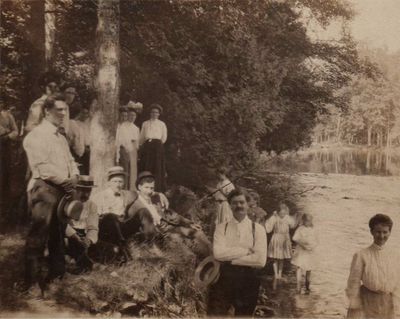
[116,121,140,190]
[265,214,296,260]
[291,225,318,271]
[346,244,400,319]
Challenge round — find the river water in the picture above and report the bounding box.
[259,173,400,318]
[267,147,400,176]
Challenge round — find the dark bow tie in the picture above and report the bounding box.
[55,126,66,136]
[114,192,121,197]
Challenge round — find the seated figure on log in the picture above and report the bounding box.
[127,171,212,260]
[92,166,156,262]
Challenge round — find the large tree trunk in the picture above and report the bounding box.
[26,0,46,104]
[90,0,120,189]
[44,0,56,67]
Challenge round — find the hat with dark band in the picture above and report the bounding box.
[193,256,221,288]
[57,195,84,221]
[136,171,155,187]
[77,175,96,188]
[107,166,127,180]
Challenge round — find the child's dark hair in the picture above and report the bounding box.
[138,176,155,186]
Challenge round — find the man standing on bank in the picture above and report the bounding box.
[23,94,80,291]
[208,189,267,317]
[139,103,167,192]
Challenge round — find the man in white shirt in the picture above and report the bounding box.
[23,94,80,291]
[139,103,167,192]
[208,189,267,317]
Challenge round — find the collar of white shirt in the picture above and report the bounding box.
[231,215,251,225]
[371,243,385,251]
[41,118,58,135]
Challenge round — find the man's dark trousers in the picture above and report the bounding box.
[207,263,261,317]
[24,179,67,290]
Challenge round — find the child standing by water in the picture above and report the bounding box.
[291,213,318,294]
[265,202,296,280]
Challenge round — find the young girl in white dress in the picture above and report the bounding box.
[265,202,296,280]
[291,213,318,294]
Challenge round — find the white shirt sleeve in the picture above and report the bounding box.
[231,224,267,268]
[213,223,249,261]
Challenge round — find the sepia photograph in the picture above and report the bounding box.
[1,0,400,318]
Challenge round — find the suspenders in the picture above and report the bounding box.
[224,221,256,247]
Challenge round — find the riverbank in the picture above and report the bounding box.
[1,173,400,318]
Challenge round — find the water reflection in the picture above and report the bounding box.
[270,148,400,176]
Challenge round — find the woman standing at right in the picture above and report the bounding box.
[346,214,400,319]
[139,104,167,192]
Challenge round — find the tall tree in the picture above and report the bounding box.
[44,0,56,67]
[90,0,120,188]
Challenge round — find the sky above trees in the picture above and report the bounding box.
[350,0,400,52]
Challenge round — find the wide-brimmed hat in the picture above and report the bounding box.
[194,256,221,288]
[136,171,155,187]
[126,101,143,112]
[107,166,127,180]
[57,195,84,221]
[149,103,163,114]
[77,175,96,188]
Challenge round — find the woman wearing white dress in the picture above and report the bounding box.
[116,107,139,190]
[346,214,400,319]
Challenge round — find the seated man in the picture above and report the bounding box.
[127,171,212,259]
[65,175,98,274]
[92,167,156,260]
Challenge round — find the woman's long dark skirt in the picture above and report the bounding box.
[139,139,166,192]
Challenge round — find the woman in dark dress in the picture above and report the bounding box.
[139,104,167,192]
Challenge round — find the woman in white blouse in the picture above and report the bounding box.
[139,103,167,192]
[346,214,400,319]
[115,107,140,190]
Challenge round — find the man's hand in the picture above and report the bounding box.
[81,237,92,250]
[191,223,202,231]
[61,176,78,197]
[8,131,18,140]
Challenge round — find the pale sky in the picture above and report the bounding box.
[350,0,400,52]
[307,0,400,53]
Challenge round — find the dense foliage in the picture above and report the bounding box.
[1,0,363,188]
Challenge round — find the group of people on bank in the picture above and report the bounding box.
[6,70,400,318]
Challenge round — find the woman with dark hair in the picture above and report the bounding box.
[139,103,167,192]
[346,214,400,319]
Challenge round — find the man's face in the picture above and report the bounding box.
[138,181,155,197]
[75,188,92,203]
[46,100,68,127]
[64,88,76,104]
[45,82,59,95]
[371,223,391,246]
[109,176,125,193]
[230,195,249,219]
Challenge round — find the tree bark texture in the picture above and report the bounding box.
[90,0,120,190]
[44,0,56,67]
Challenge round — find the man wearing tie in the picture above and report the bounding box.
[23,94,79,291]
[208,189,267,317]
